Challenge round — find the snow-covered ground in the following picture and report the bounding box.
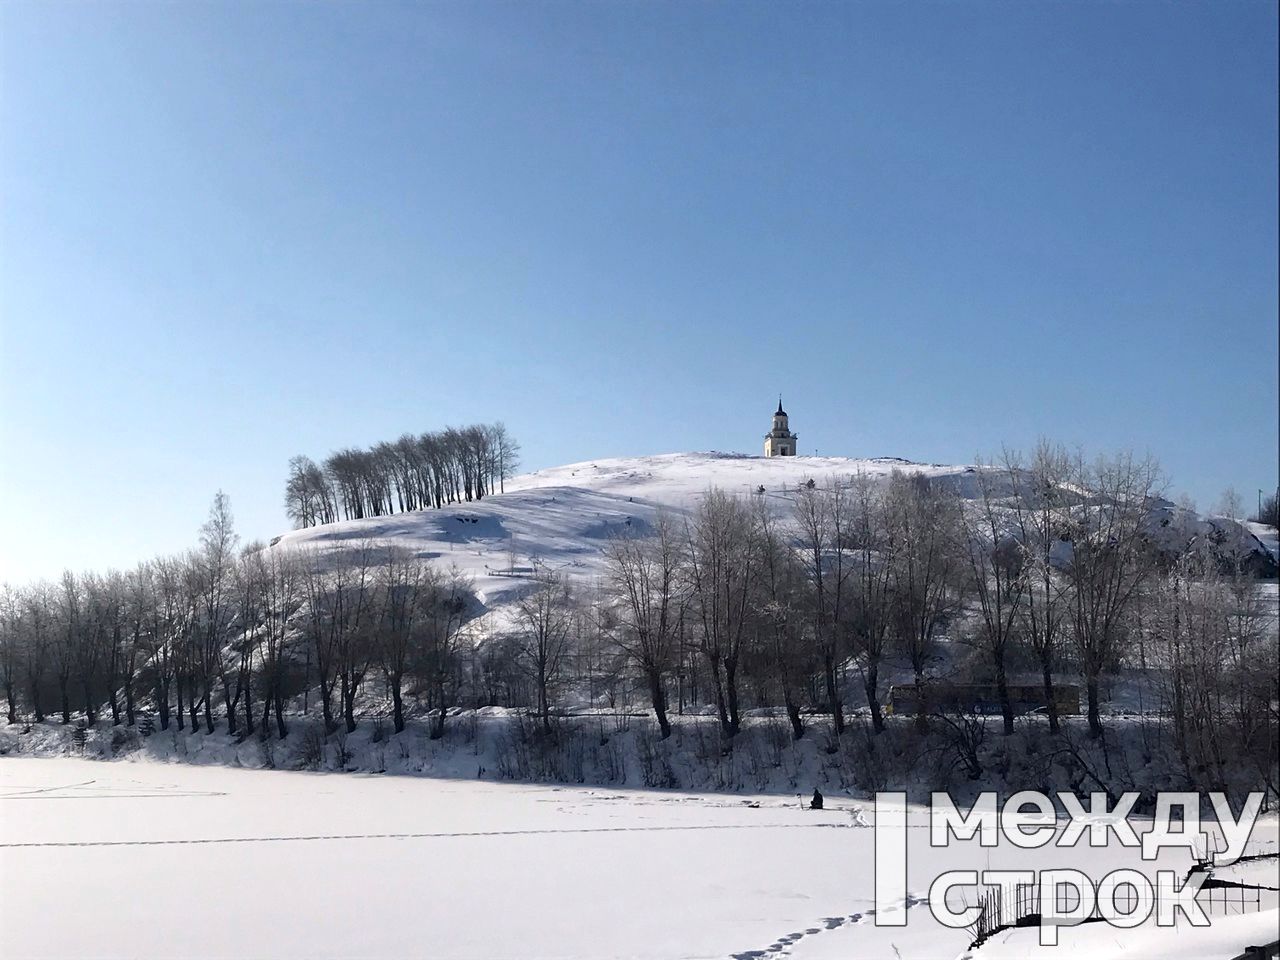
[271,453,1280,624]
[2,757,1275,959]
[270,453,977,615]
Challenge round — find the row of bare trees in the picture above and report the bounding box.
[597,446,1274,758]
[0,495,475,741]
[2,447,1274,798]
[598,471,981,743]
[1143,547,1278,797]
[284,422,520,526]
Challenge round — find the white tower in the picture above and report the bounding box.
[763,397,797,457]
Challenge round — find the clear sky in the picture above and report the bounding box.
[2,0,1277,582]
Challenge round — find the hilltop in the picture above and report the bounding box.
[270,452,981,614]
[270,451,1278,619]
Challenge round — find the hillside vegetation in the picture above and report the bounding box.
[2,448,1276,804]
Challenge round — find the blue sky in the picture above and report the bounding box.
[2,1,1277,581]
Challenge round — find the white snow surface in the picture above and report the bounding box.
[1246,520,1280,560]
[270,453,1278,628]
[3,757,1276,960]
[270,453,979,618]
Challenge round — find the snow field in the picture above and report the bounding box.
[2,757,1276,960]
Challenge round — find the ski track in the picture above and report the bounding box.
[0,779,98,798]
[0,779,225,800]
[0,820,856,849]
[729,894,929,960]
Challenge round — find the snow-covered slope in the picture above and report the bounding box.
[270,452,1279,621]
[270,452,975,614]
[503,451,968,500]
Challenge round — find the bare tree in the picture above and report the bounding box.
[885,472,967,732]
[87,572,127,726]
[197,492,239,734]
[488,422,522,494]
[300,542,380,734]
[846,472,895,734]
[54,571,82,724]
[295,423,520,523]
[336,543,380,734]
[958,461,1027,735]
[685,488,758,738]
[230,551,263,738]
[604,511,682,738]
[1004,442,1072,734]
[148,555,189,731]
[793,477,855,735]
[421,566,471,740]
[752,495,812,739]
[1253,491,1279,527]
[0,586,20,723]
[285,455,337,528]
[120,564,154,727]
[512,571,576,735]
[1064,452,1161,738]
[378,547,427,733]
[1215,486,1243,522]
[254,548,300,739]
[300,548,341,732]
[21,583,54,722]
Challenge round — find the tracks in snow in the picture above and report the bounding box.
[1,820,855,849]
[730,894,929,959]
[0,779,225,800]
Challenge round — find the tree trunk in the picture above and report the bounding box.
[1041,661,1059,735]
[538,665,551,736]
[724,656,741,737]
[320,674,336,733]
[785,691,804,741]
[342,673,357,734]
[1086,674,1103,739]
[647,670,671,740]
[391,676,405,734]
[824,654,845,736]
[223,683,238,736]
[157,679,170,730]
[203,681,214,734]
[995,653,1014,736]
[704,651,729,738]
[913,668,929,735]
[274,690,288,740]
[29,679,44,723]
[124,679,135,727]
[189,680,199,732]
[175,677,185,731]
[430,680,447,740]
[863,660,883,734]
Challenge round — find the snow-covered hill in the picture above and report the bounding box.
[270,451,1279,620]
[270,452,978,615]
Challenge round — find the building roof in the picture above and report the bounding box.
[775,397,787,417]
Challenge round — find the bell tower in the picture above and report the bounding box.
[763,397,797,457]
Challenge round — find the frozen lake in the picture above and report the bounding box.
[1,758,1275,959]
